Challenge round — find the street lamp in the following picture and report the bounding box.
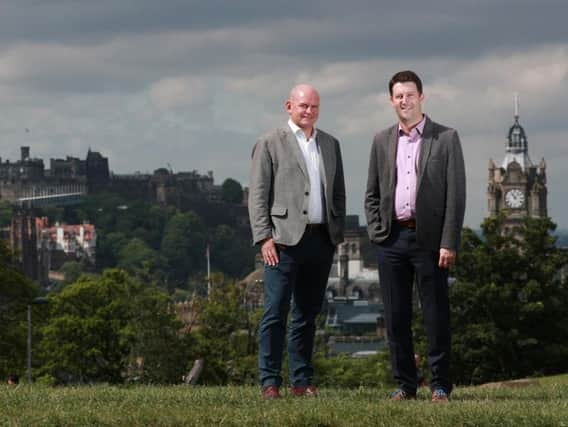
[27,297,48,383]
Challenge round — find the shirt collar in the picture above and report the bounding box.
[398,114,426,137]
[288,119,317,141]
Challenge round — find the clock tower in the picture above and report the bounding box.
[487,95,547,233]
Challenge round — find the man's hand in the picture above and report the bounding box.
[261,238,279,266]
[438,248,456,269]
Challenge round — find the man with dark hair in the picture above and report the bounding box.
[388,70,423,96]
[249,84,346,399]
[365,70,466,402]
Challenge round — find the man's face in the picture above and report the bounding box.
[286,88,320,132]
[390,82,424,125]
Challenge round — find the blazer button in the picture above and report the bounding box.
[303,210,307,215]
[305,191,309,196]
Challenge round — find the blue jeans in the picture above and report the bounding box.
[258,228,334,387]
[377,223,452,395]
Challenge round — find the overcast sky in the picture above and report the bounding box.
[1,0,567,228]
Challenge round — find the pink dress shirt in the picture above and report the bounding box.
[394,115,426,220]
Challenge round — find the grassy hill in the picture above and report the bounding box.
[2,376,568,426]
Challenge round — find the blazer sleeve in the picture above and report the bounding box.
[333,138,346,220]
[364,139,382,242]
[248,138,273,246]
[440,130,466,251]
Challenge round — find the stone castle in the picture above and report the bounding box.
[1,146,249,285]
[0,146,248,226]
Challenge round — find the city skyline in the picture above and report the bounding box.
[0,1,567,228]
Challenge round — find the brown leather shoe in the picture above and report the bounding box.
[289,385,318,397]
[390,388,416,401]
[262,385,281,400]
[431,389,449,403]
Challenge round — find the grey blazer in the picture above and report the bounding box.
[365,116,466,251]
[249,126,346,247]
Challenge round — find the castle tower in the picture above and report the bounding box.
[86,149,110,192]
[487,94,547,233]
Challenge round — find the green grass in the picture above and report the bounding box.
[537,373,568,386]
[1,380,568,426]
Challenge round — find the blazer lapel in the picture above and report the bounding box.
[316,131,335,192]
[387,126,398,190]
[417,116,433,191]
[282,128,309,179]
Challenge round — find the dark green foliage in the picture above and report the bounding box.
[313,352,392,388]
[448,216,568,384]
[0,200,13,228]
[210,224,255,279]
[37,269,190,384]
[96,231,126,268]
[0,240,39,379]
[117,238,158,272]
[191,276,258,385]
[160,212,207,287]
[42,183,254,285]
[60,261,83,286]
[221,178,244,204]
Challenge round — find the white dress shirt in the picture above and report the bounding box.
[288,119,324,224]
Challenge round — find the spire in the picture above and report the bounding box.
[502,92,532,170]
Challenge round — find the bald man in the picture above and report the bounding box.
[249,84,346,399]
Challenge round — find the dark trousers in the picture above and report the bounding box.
[376,223,452,394]
[258,227,334,387]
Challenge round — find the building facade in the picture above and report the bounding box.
[487,97,547,232]
[36,218,97,269]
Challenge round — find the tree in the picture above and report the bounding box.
[60,261,83,286]
[221,178,243,204]
[191,276,257,385]
[0,241,39,379]
[210,225,255,279]
[117,238,158,273]
[161,212,206,287]
[0,200,13,228]
[447,216,568,384]
[38,269,190,384]
[96,232,128,269]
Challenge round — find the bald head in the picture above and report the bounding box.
[289,84,320,102]
[286,84,320,136]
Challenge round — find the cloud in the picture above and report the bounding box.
[0,0,567,229]
[149,76,208,110]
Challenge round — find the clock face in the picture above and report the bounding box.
[505,189,525,209]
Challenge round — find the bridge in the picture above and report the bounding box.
[7,182,87,208]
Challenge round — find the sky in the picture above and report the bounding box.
[1,0,567,228]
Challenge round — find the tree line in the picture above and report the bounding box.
[32,178,255,296]
[1,188,568,385]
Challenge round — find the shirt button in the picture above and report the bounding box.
[303,210,307,215]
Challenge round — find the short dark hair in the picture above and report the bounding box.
[389,70,423,96]
[7,374,19,384]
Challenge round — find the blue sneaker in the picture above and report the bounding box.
[431,388,449,403]
[390,388,416,401]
